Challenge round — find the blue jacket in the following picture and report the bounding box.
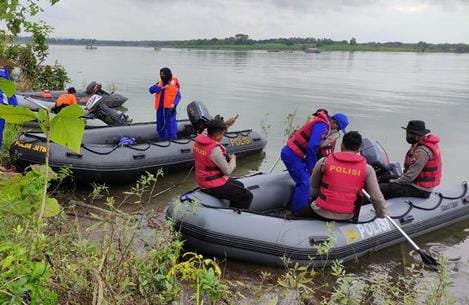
[305,122,328,172]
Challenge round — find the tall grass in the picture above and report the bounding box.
[0,122,22,165]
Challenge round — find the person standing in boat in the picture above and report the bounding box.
[0,65,18,148]
[281,111,349,217]
[193,118,253,209]
[379,120,441,199]
[310,131,387,220]
[149,67,181,140]
[52,87,77,113]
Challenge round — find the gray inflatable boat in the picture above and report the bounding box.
[16,90,127,109]
[10,120,266,183]
[167,140,469,266]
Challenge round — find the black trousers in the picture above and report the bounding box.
[379,183,431,200]
[293,205,316,218]
[201,178,253,209]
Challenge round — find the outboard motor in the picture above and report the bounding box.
[361,138,402,178]
[187,101,213,133]
[85,94,131,126]
[86,81,108,95]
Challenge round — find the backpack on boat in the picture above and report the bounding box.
[118,137,136,145]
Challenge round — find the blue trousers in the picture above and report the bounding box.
[156,108,177,140]
[0,119,4,148]
[281,146,311,212]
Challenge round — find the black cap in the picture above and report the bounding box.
[401,120,430,136]
[206,118,226,135]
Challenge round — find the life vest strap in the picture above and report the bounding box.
[414,176,436,182]
[293,140,307,154]
[205,173,224,181]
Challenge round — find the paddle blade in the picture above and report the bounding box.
[419,249,439,266]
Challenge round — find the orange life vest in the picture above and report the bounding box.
[315,152,367,214]
[153,77,180,110]
[193,134,228,188]
[404,134,442,188]
[286,112,330,158]
[55,94,77,107]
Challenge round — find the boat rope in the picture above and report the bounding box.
[81,144,120,155]
[356,181,468,224]
[223,129,252,138]
[179,181,468,224]
[18,129,253,155]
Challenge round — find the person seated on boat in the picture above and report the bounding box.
[309,131,387,221]
[193,118,253,209]
[281,110,349,217]
[52,87,77,114]
[149,67,181,140]
[379,120,441,200]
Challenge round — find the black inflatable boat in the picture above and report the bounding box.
[10,120,266,183]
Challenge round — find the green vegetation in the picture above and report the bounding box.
[168,35,469,53]
[17,33,469,53]
[1,0,69,90]
[0,161,458,305]
[0,123,22,162]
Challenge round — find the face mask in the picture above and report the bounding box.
[406,135,419,144]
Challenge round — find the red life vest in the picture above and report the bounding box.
[404,134,442,188]
[193,134,228,188]
[153,77,180,109]
[286,112,330,158]
[315,152,367,214]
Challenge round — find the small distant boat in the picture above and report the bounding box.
[153,47,161,51]
[85,44,97,50]
[304,48,321,53]
[266,49,281,53]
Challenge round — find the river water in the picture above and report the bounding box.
[46,45,469,303]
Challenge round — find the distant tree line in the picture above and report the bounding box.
[15,34,469,53]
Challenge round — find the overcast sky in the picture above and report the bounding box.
[39,0,469,43]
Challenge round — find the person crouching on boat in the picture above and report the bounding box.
[193,118,253,209]
[379,120,441,200]
[149,67,181,140]
[309,131,387,221]
[52,87,77,114]
[281,111,349,217]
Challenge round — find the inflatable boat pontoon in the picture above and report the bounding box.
[17,90,127,109]
[167,139,469,266]
[10,120,266,183]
